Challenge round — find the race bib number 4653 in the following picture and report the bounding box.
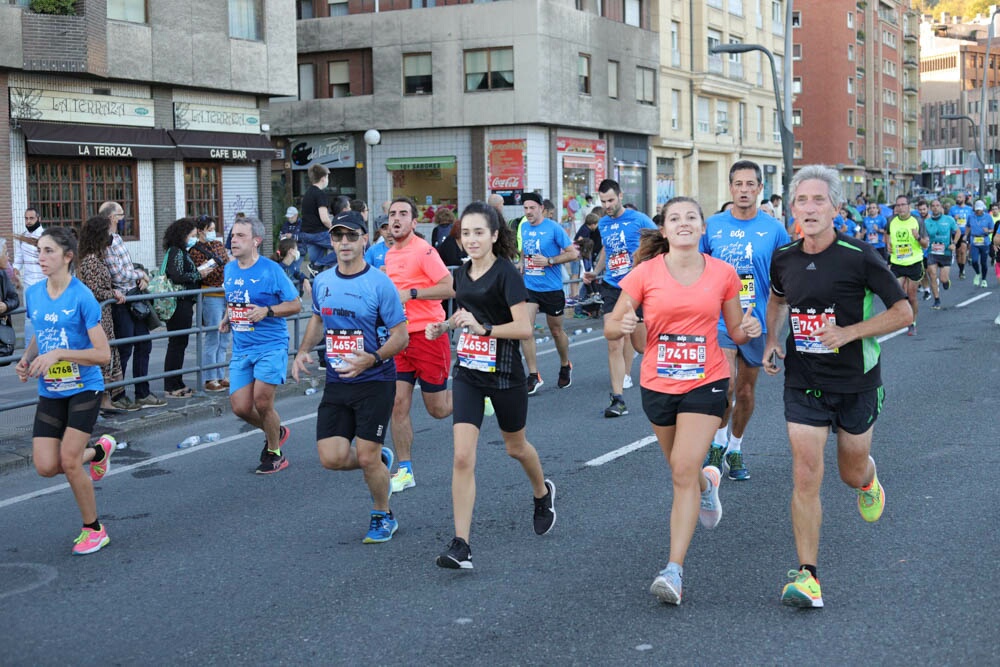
[656,334,706,381]
[456,331,497,372]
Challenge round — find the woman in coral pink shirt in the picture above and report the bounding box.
[605,196,762,606]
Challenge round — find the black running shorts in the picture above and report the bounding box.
[316,381,395,444]
[33,390,102,439]
[640,379,730,427]
[783,385,884,435]
[452,376,528,433]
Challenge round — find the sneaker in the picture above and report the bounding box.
[699,466,723,528]
[557,364,572,389]
[907,324,916,336]
[362,511,398,544]
[922,289,932,301]
[135,394,167,408]
[983,280,990,289]
[941,280,950,290]
[255,450,289,474]
[650,564,683,605]
[604,394,628,418]
[960,271,966,280]
[436,536,473,569]
[72,525,110,556]
[565,297,578,307]
[204,380,226,393]
[781,568,824,608]
[483,397,495,417]
[89,434,116,481]
[110,396,140,412]
[622,374,633,390]
[974,276,982,287]
[526,373,543,395]
[533,479,556,535]
[391,469,416,493]
[932,299,941,310]
[703,444,725,472]
[381,446,395,500]
[856,457,885,523]
[260,425,291,464]
[723,450,750,481]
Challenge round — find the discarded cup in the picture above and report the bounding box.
[305,387,318,396]
[116,441,128,450]
[177,435,200,449]
[204,433,221,442]
[585,327,593,333]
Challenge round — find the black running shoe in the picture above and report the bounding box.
[436,537,473,569]
[604,394,628,418]
[533,479,556,535]
[526,373,543,395]
[256,451,289,475]
[557,364,572,389]
[260,426,290,463]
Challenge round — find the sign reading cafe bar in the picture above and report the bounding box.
[10,87,155,127]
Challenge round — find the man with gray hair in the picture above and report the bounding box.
[763,165,911,608]
[220,216,301,474]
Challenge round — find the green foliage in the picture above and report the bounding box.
[920,0,994,20]
[29,0,77,15]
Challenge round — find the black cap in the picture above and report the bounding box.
[521,192,543,206]
[330,210,366,233]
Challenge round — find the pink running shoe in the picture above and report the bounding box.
[90,434,116,482]
[72,525,110,555]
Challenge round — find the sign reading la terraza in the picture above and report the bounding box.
[174,102,261,134]
[10,88,155,127]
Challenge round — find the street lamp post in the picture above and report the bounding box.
[882,148,892,202]
[980,8,1000,199]
[941,114,984,194]
[710,43,794,218]
[363,129,381,238]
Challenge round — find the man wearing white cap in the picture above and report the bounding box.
[280,206,301,242]
[968,200,993,287]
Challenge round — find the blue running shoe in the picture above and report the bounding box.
[381,446,395,500]
[363,511,398,544]
[650,563,683,605]
[703,444,725,472]
[724,450,750,481]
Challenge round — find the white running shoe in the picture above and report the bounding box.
[623,375,633,390]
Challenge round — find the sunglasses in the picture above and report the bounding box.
[331,230,362,242]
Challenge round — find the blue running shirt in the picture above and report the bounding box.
[597,209,657,288]
[365,241,389,270]
[311,265,406,384]
[700,210,790,333]
[862,215,887,248]
[224,256,299,354]
[520,218,573,292]
[26,278,104,398]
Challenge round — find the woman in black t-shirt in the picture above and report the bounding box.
[425,201,556,570]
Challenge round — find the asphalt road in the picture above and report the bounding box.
[1,279,998,665]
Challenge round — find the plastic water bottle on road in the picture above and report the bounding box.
[177,436,200,449]
[204,433,220,442]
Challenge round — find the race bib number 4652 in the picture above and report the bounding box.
[326,329,364,368]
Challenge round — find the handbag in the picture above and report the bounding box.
[148,252,179,321]
[0,316,15,366]
[126,285,152,321]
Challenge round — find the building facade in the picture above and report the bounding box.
[653,0,785,213]
[793,0,920,202]
[1,1,295,267]
[270,0,660,223]
[919,12,1000,195]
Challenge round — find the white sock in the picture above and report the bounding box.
[714,427,728,447]
[728,434,743,452]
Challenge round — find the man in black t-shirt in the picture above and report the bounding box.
[299,163,335,269]
[763,165,912,610]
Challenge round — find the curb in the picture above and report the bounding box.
[0,380,312,476]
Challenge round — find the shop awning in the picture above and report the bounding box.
[19,121,176,159]
[168,129,276,161]
[563,157,598,170]
[385,156,456,171]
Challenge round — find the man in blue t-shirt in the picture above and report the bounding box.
[700,160,791,481]
[967,199,993,287]
[364,217,392,270]
[924,198,960,309]
[949,192,974,279]
[221,217,301,475]
[518,192,579,394]
[583,179,657,419]
[861,202,888,261]
[292,213,409,544]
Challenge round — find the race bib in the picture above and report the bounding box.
[228,302,254,333]
[656,334,706,381]
[973,235,986,245]
[739,273,756,310]
[790,311,838,354]
[524,255,546,277]
[456,330,497,372]
[931,242,946,254]
[868,232,879,244]
[895,242,913,260]
[44,360,83,392]
[326,328,364,368]
[607,250,632,275]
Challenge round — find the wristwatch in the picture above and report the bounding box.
[547,257,553,266]
[410,288,418,300]
[482,323,493,337]
[266,306,275,318]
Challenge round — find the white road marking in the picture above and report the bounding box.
[956,292,991,308]
[878,328,909,343]
[585,435,657,466]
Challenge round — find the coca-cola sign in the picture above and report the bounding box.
[488,139,526,191]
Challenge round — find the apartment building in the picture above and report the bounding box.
[653,0,785,213]
[919,13,1000,194]
[270,0,660,222]
[1,1,294,265]
[793,0,920,202]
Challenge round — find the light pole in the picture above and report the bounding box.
[980,7,1000,198]
[941,114,984,194]
[363,129,381,238]
[710,43,794,218]
[882,148,892,202]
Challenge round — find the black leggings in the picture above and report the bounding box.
[164,298,194,391]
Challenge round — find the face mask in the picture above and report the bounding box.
[205,231,217,242]
[186,237,197,250]
[291,250,300,261]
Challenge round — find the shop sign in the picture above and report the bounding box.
[10,87,155,127]
[557,136,606,183]
[488,139,526,191]
[174,103,261,134]
[287,134,356,170]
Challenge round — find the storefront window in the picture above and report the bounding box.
[389,163,458,222]
[616,164,646,211]
[27,159,139,239]
[184,163,223,226]
[562,164,594,223]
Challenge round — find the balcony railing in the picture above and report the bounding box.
[729,62,744,80]
[708,54,724,74]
